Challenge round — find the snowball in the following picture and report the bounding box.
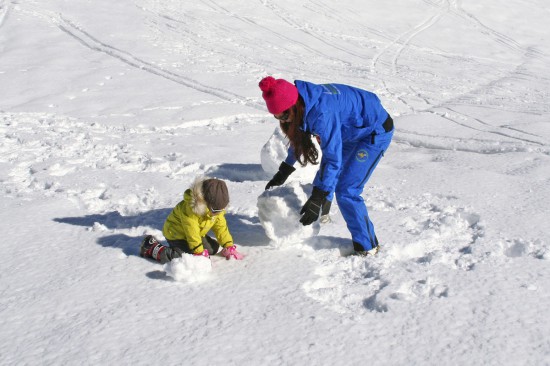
[257,182,320,247]
[164,254,212,283]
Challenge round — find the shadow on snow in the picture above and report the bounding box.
[54,208,270,258]
[303,235,354,256]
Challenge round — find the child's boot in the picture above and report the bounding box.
[140,235,178,264]
[140,235,164,259]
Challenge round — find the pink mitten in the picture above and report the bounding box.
[193,249,210,258]
[220,245,244,260]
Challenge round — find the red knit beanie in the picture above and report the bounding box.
[259,76,299,114]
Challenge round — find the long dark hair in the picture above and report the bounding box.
[280,96,319,167]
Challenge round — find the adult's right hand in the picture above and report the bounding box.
[265,161,296,190]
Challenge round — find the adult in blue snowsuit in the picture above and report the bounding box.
[259,76,394,255]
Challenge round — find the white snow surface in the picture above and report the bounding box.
[1,1,550,365]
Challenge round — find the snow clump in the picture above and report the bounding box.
[257,181,321,247]
[164,254,212,283]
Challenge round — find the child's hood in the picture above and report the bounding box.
[183,177,209,216]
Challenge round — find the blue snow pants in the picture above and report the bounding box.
[335,129,393,251]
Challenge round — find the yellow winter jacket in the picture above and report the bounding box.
[162,188,233,254]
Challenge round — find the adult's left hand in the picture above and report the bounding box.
[299,187,329,225]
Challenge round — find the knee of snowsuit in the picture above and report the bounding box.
[335,130,393,251]
[152,236,221,264]
[166,236,220,257]
[155,246,184,264]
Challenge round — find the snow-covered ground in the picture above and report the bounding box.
[1,0,549,365]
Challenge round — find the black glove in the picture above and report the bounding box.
[299,187,329,226]
[265,162,296,190]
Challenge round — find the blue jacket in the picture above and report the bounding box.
[285,80,389,193]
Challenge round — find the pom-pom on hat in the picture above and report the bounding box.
[202,178,229,211]
[259,76,299,114]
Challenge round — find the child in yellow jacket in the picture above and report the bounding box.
[140,177,243,263]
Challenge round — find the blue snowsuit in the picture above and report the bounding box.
[287,80,394,250]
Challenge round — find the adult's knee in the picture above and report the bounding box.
[335,187,363,204]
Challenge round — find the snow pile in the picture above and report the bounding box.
[163,254,212,283]
[260,126,319,180]
[257,181,320,247]
[260,127,289,174]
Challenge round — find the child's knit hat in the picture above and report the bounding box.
[202,178,229,210]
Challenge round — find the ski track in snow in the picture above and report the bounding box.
[258,0,367,65]
[0,0,10,29]
[20,0,549,122]
[371,0,446,76]
[56,16,263,110]
[19,3,264,111]
[370,0,549,123]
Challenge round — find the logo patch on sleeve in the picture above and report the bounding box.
[321,84,340,95]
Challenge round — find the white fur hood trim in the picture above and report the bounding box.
[190,176,209,216]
